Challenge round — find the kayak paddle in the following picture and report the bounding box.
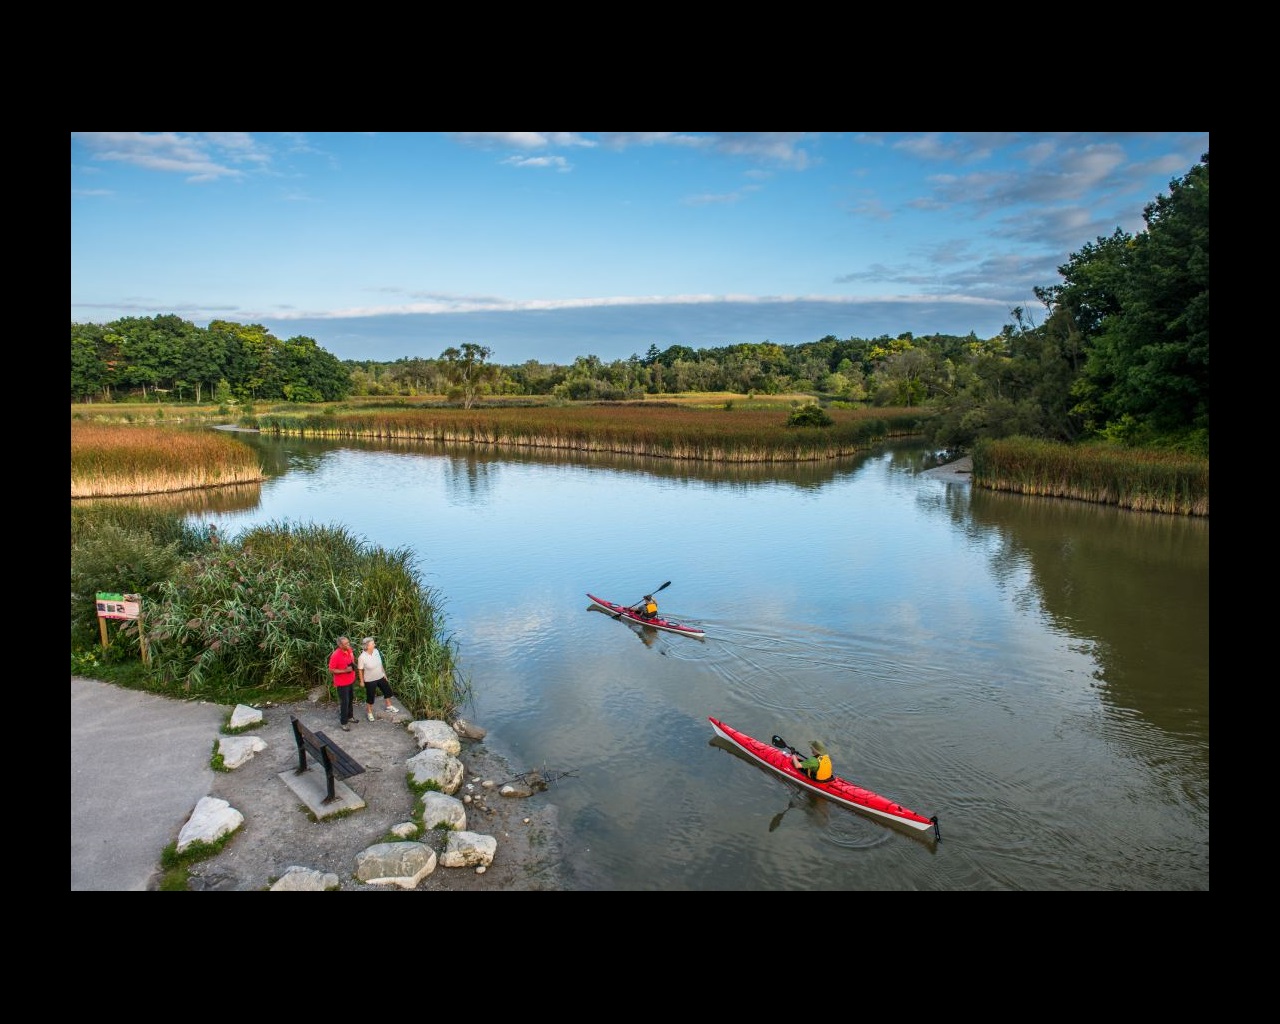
[771,735,800,757]
[614,580,671,618]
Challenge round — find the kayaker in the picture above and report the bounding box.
[632,594,659,620]
[791,740,833,781]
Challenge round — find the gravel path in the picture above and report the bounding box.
[72,679,573,891]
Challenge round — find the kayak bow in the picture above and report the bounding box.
[587,593,706,639]
[708,717,940,839]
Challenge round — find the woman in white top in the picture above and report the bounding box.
[358,637,400,721]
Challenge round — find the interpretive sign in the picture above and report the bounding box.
[96,592,142,620]
[94,591,149,664]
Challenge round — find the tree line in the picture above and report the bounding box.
[71,153,1208,454]
[70,318,352,405]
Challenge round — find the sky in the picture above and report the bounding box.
[70,132,1208,366]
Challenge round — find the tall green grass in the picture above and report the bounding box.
[70,508,466,717]
[144,521,466,716]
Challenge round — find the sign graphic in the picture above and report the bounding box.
[95,592,142,621]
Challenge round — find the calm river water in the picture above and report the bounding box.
[192,433,1209,891]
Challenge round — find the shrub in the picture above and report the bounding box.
[786,403,833,427]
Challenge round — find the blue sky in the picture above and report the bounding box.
[70,132,1208,366]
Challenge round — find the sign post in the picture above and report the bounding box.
[95,592,148,665]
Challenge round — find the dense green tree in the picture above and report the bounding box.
[384,357,443,394]
[720,350,767,394]
[1066,154,1209,442]
[439,342,497,408]
[926,153,1209,451]
[923,315,1073,449]
[656,344,697,366]
[71,322,113,401]
[870,345,935,406]
[207,321,272,400]
[73,316,359,405]
[110,315,192,399]
[1016,306,1085,441]
[1035,230,1131,342]
[280,335,351,402]
[505,359,567,395]
[175,326,228,403]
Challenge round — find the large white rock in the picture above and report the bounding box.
[228,704,264,730]
[439,831,497,868]
[421,791,467,831]
[408,719,461,756]
[218,734,267,769]
[355,842,437,888]
[177,796,244,853]
[271,866,339,891]
[407,747,465,794]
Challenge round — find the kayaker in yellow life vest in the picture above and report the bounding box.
[632,594,659,620]
[792,740,833,781]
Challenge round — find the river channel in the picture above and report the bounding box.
[188,433,1209,891]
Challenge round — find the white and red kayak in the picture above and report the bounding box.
[709,717,940,838]
[587,593,706,639]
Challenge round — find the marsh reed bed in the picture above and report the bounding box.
[70,405,1208,515]
[974,437,1209,516]
[254,404,928,462]
[71,422,264,498]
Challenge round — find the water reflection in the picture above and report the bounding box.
[965,487,1210,742]
[250,430,882,490]
[585,605,654,647]
[75,482,264,515]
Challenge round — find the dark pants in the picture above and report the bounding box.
[365,678,394,705]
[337,684,356,724]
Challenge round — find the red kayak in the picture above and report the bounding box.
[709,717,940,839]
[587,593,706,638]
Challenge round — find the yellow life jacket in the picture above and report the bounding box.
[643,600,657,616]
[801,753,834,781]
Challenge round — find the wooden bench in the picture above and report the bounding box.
[290,715,365,803]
